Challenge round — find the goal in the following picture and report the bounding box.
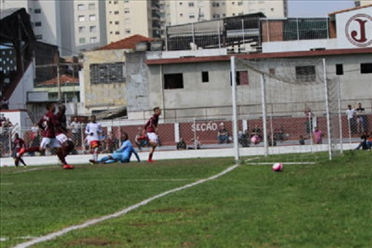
[231,56,343,164]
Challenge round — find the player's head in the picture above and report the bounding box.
[46,102,55,112]
[90,115,96,123]
[122,132,128,141]
[14,133,19,139]
[153,107,161,115]
[58,104,66,114]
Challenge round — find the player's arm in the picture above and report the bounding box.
[116,141,129,153]
[85,124,92,135]
[132,147,141,162]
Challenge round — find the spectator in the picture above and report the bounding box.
[354,132,370,150]
[355,103,366,134]
[70,117,81,147]
[217,123,229,144]
[188,136,201,149]
[346,104,357,134]
[176,137,187,150]
[299,135,306,145]
[304,107,314,134]
[313,126,323,144]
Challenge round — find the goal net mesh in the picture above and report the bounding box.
[235,57,342,164]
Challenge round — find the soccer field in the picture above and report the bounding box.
[1,152,371,248]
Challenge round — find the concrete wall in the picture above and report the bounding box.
[81,49,128,114]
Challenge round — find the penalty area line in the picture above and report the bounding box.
[13,163,240,248]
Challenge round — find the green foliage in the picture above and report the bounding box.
[0,152,371,248]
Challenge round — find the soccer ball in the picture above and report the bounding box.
[250,135,260,144]
[272,163,283,172]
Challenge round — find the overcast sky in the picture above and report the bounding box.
[288,0,356,17]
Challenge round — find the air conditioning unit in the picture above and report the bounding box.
[136,41,150,51]
[150,40,163,51]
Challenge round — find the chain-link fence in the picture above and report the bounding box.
[1,111,370,160]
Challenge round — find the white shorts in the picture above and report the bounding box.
[56,133,68,144]
[40,137,61,150]
[147,132,159,144]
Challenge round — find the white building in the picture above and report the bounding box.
[105,0,161,44]
[166,0,287,26]
[0,0,107,56]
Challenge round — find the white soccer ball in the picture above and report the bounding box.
[250,135,260,144]
[272,163,283,172]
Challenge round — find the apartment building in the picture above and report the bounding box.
[106,0,161,43]
[355,0,372,6]
[0,0,107,56]
[165,0,288,26]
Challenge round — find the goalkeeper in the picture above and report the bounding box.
[90,133,140,164]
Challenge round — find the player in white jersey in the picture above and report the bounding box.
[85,115,102,161]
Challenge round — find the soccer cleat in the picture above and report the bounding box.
[63,164,75,170]
[147,159,155,163]
[89,159,98,164]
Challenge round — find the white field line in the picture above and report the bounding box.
[13,164,240,248]
[246,162,316,165]
[0,236,36,242]
[12,168,46,174]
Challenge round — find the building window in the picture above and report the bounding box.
[189,14,195,19]
[124,8,130,13]
[90,62,126,84]
[78,26,86,33]
[90,26,97,32]
[34,22,42,27]
[34,8,41,14]
[125,18,130,24]
[361,63,372,74]
[336,64,343,75]
[164,73,184,89]
[125,29,131,34]
[90,37,97,43]
[77,4,85,10]
[114,11,119,14]
[295,66,316,82]
[202,71,209,83]
[189,2,194,7]
[238,1,243,6]
[78,15,85,22]
[89,3,95,10]
[115,31,120,34]
[35,34,43,40]
[79,38,86,44]
[230,71,249,85]
[269,68,275,75]
[115,21,119,25]
[89,15,96,21]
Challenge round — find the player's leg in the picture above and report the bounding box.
[55,135,74,169]
[146,133,158,162]
[14,138,48,166]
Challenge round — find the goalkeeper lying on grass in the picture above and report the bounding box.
[89,132,141,164]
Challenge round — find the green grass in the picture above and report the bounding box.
[1,151,371,248]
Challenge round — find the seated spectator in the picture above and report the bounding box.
[217,123,229,144]
[251,125,262,139]
[188,136,201,149]
[313,126,323,144]
[238,131,249,147]
[299,135,306,145]
[355,132,372,150]
[176,137,187,150]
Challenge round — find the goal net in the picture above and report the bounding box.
[233,57,342,164]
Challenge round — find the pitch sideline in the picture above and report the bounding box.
[13,163,240,248]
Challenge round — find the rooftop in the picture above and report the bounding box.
[96,35,154,51]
